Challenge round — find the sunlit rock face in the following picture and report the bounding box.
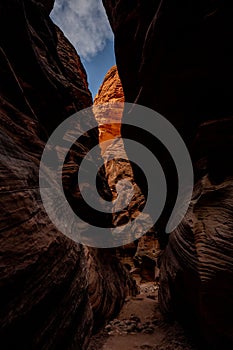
[0,1,133,348]
[94,66,161,282]
[94,65,124,151]
[95,66,124,106]
[103,0,233,347]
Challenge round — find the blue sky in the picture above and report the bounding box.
[51,0,116,98]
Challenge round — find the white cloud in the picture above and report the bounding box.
[51,0,113,61]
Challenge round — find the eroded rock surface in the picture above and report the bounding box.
[95,65,124,106]
[0,1,132,348]
[94,66,161,282]
[103,0,233,347]
[94,65,124,152]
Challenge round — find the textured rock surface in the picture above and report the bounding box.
[94,66,160,282]
[95,66,124,105]
[86,247,138,332]
[94,65,124,151]
[103,0,233,347]
[0,1,132,349]
[103,0,233,144]
[159,119,233,348]
[134,235,160,282]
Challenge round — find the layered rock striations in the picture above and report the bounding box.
[94,66,161,282]
[95,65,124,106]
[103,0,233,145]
[0,1,132,349]
[103,0,233,347]
[94,66,140,242]
[94,65,124,150]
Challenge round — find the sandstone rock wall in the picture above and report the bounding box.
[94,65,124,151]
[103,0,233,347]
[94,66,161,282]
[95,65,124,105]
[0,1,132,348]
[103,0,233,145]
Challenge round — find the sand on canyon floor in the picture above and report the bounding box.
[88,282,198,350]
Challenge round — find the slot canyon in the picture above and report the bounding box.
[0,1,233,350]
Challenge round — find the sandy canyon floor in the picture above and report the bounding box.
[88,282,198,350]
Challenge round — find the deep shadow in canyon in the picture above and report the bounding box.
[0,1,233,350]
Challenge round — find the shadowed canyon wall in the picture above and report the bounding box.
[0,1,134,349]
[103,0,233,348]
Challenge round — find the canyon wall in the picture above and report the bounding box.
[0,1,132,348]
[94,66,161,283]
[94,65,124,150]
[103,0,233,348]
